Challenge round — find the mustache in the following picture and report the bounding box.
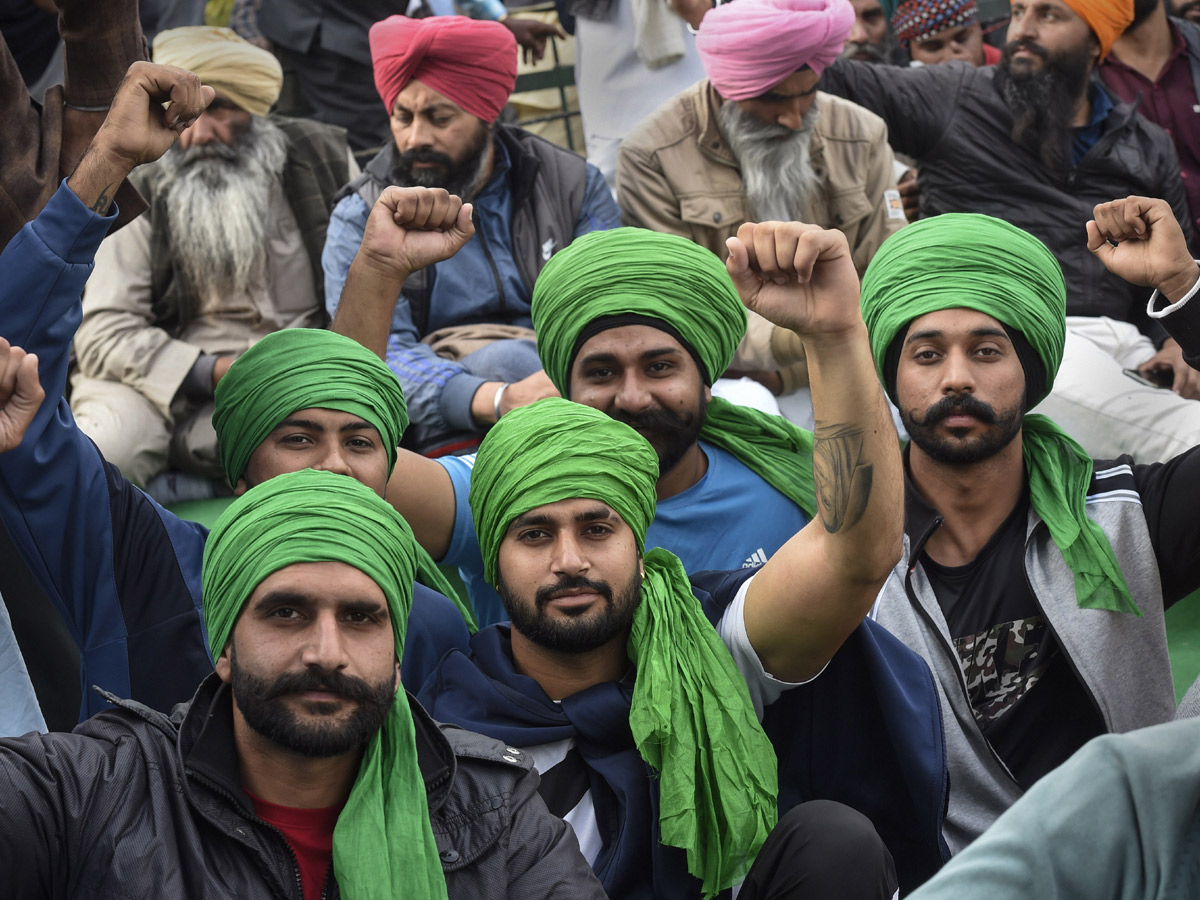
[397,147,454,169]
[535,575,614,609]
[263,668,382,703]
[908,392,998,427]
[178,141,240,165]
[609,405,693,434]
[1002,38,1049,63]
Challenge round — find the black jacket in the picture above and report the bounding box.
[821,59,1193,343]
[0,674,607,899]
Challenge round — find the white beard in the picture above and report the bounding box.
[160,117,289,314]
[719,100,823,224]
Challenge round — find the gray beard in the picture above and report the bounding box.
[719,100,822,223]
[160,117,289,312]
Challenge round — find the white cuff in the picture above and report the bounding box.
[1147,261,1200,319]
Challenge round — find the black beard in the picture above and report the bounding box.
[391,125,492,200]
[609,398,707,476]
[498,571,641,654]
[903,391,1024,465]
[230,646,396,758]
[1131,0,1160,28]
[995,38,1094,171]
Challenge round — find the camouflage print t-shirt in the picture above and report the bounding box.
[923,491,1105,789]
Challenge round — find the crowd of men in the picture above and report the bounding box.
[2,0,1200,897]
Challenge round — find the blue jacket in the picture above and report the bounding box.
[0,183,471,721]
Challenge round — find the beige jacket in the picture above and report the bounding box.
[617,82,904,388]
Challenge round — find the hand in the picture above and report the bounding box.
[93,61,216,170]
[1087,196,1199,303]
[725,221,863,338]
[472,369,560,426]
[502,18,567,65]
[897,168,919,222]
[0,339,45,454]
[500,369,559,416]
[356,186,475,283]
[667,0,713,29]
[1138,338,1200,399]
[211,356,235,389]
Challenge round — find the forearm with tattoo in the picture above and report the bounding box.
[812,420,873,533]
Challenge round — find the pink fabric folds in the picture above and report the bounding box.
[696,0,855,101]
[370,15,518,123]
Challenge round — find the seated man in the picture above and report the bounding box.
[856,195,1200,854]
[891,0,1002,65]
[333,188,822,625]
[819,0,1200,462]
[619,0,903,399]
[70,27,352,491]
[322,15,620,453]
[0,468,605,899]
[421,365,906,897]
[0,61,469,722]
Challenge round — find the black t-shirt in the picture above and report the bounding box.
[923,492,1105,789]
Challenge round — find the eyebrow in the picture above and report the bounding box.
[507,506,619,533]
[270,418,380,435]
[578,347,683,367]
[758,85,820,101]
[251,591,388,618]
[904,326,1010,344]
[393,102,459,116]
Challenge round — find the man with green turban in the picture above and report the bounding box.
[857,195,1200,858]
[0,74,472,727]
[333,185,831,626]
[0,468,606,899]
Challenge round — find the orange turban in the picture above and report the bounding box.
[370,15,517,124]
[1060,0,1133,59]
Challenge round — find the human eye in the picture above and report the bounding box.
[913,348,942,362]
[583,523,614,539]
[268,606,302,621]
[517,528,550,542]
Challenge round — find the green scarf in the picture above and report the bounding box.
[861,213,1137,615]
[470,398,779,897]
[532,227,816,517]
[212,327,476,631]
[202,469,449,900]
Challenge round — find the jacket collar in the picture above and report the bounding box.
[177,672,457,814]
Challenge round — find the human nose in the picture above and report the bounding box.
[312,442,354,478]
[940,349,976,393]
[551,533,590,577]
[848,15,868,43]
[611,371,654,414]
[777,97,806,130]
[181,111,218,149]
[300,611,349,671]
[402,117,431,152]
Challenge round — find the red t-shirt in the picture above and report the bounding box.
[247,789,344,900]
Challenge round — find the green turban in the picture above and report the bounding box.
[213,328,409,487]
[470,398,778,897]
[532,227,816,518]
[861,214,1136,615]
[202,469,449,900]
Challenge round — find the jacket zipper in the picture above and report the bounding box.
[472,209,508,316]
[186,767,308,900]
[903,514,1018,783]
[1020,525,1107,728]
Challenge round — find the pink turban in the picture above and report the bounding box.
[370,15,518,124]
[696,0,855,101]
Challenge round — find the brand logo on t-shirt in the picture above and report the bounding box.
[541,237,557,261]
[742,548,768,568]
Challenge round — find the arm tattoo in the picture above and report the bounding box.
[812,421,873,534]
[90,183,115,214]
